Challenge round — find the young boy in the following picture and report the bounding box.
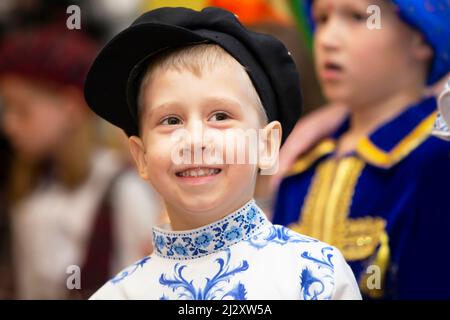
[84,7,361,300]
[273,0,450,299]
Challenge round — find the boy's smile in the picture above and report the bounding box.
[128,52,281,230]
[174,165,223,185]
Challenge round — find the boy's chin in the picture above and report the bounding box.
[323,88,359,107]
[323,86,349,103]
[176,193,225,213]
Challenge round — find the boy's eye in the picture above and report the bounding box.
[209,112,230,122]
[314,13,328,25]
[161,116,182,125]
[349,11,366,22]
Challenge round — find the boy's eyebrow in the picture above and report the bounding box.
[313,0,372,15]
[201,96,244,111]
[340,0,373,12]
[149,97,244,114]
[148,101,183,113]
[312,0,329,15]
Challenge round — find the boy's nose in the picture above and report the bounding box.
[315,18,343,52]
[186,119,208,155]
[187,119,204,141]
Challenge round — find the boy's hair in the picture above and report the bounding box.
[137,44,268,133]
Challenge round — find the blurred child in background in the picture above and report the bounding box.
[273,0,450,299]
[0,25,163,299]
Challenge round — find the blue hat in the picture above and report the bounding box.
[303,0,450,85]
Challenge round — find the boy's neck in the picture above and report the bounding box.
[351,90,423,136]
[165,197,254,231]
[336,88,424,157]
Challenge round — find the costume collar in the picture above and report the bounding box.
[152,199,268,260]
[287,97,438,175]
[432,112,450,140]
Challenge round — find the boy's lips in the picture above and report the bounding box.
[320,61,345,81]
[174,166,223,185]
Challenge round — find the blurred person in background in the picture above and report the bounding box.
[0,133,13,299]
[273,0,450,299]
[0,25,163,299]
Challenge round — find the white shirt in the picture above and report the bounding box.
[91,199,361,300]
[10,149,163,299]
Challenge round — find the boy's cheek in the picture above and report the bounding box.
[146,151,172,172]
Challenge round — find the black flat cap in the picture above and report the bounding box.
[84,6,302,143]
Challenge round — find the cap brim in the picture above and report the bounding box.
[84,23,206,136]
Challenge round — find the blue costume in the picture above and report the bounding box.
[274,0,450,299]
[274,97,450,299]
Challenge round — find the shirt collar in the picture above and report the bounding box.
[432,111,450,140]
[152,199,268,260]
[287,97,438,175]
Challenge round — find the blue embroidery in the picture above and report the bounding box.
[110,256,151,284]
[194,233,213,248]
[300,268,326,300]
[159,249,249,300]
[172,244,189,256]
[224,226,243,241]
[155,235,165,251]
[152,200,266,260]
[301,246,335,271]
[246,225,317,249]
[299,246,335,300]
[222,283,248,300]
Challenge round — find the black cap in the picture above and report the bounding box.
[84,6,302,143]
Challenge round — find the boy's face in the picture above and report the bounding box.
[0,74,77,158]
[129,61,280,227]
[313,0,432,107]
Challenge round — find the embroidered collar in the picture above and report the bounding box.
[152,199,268,260]
[287,97,438,176]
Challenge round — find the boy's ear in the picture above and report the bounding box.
[258,121,282,176]
[412,33,433,63]
[128,136,149,180]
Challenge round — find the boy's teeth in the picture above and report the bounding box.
[179,168,220,177]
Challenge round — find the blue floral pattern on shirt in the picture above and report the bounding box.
[110,256,151,284]
[152,200,267,260]
[299,246,335,300]
[159,249,249,300]
[246,224,318,249]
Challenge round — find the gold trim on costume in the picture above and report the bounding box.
[287,109,437,298]
[289,156,389,297]
[357,112,437,168]
[285,139,336,177]
[290,157,380,256]
[359,231,390,299]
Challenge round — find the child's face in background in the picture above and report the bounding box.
[0,74,76,158]
[129,61,280,229]
[313,0,432,108]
